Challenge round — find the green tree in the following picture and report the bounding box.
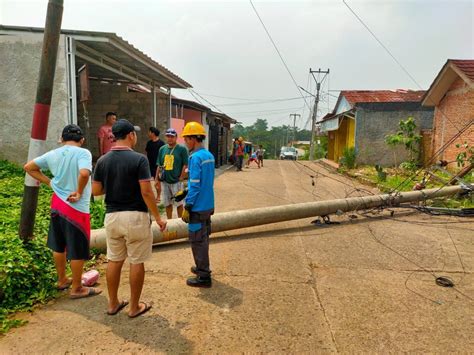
[231,120,313,159]
[385,117,422,169]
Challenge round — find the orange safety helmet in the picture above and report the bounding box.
[182,121,206,137]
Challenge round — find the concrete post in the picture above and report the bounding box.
[19,0,64,240]
[90,185,465,250]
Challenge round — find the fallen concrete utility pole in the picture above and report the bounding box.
[90,185,467,250]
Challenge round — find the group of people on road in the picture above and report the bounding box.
[231,137,264,170]
[24,116,215,318]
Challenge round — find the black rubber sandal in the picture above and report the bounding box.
[128,302,152,318]
[107,300,129,316]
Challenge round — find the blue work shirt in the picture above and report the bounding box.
[34,145,92,213]
[185,147,215,212]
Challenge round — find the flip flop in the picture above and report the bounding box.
[128,302,153,318]
[69,287,102,299]
[107,300,129,316]
[57,278,72,290]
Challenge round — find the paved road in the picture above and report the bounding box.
[1,160,473,353]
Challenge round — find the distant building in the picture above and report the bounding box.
[320,90,434,166]
[171,98,236,168]
[422,59,474,168]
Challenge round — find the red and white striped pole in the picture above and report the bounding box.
[19,0,64,241]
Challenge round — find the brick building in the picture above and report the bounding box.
[422,59,474,168]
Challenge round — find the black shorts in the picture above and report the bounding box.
[47,211,90,260]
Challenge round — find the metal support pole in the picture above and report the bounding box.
[168,87,172,129]
[290,113,300,145]
[19,0,64,241]
[90,185,466,250]
[151,83,157,127]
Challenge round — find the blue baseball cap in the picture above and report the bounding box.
[165,128,177,137]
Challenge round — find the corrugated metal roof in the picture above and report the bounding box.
[0,25,192,89]
[171,97,237,124]
[341,90,425,105]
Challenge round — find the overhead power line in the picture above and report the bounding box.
[188,89,224,113]
[342,0,423,89]
[196,92,308,102]
[207,96,312,107]
[342,0,462,136]
[249,0,311,110]
[227,106,304,115]
[342,0,468,196]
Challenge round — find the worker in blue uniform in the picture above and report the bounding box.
[181,122,215,288]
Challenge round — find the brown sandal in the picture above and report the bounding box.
[70,287,102,299]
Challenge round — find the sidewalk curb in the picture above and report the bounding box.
[215,164,235,179]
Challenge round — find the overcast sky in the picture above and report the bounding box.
[1,0,473,128]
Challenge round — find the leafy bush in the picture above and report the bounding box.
[385,117,421,167]
[340,147,357,169]
[455,142,474,168]
[375,165,387,181]
[0,160,24,179]
[0,233,58,333]
[0,160,105,333]
[90,198,106,230]
[314,136,328,159]
[399,161,418,171]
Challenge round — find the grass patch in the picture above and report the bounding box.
[343,165,474,208]
[0,160,105,334]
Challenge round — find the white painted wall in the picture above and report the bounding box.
[0,31,69,164]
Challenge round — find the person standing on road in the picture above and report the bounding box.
[256,145,264,167]
[155,128,188,219]
[93,119,167,318]
[246,151,260,168]
[235,137,245,171]
[24,124,102,299]
[97,112,117,156]
[145,127,165,179]
[181,122,215,288]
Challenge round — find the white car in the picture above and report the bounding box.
[280,146,298,160]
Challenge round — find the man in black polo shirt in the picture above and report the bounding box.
[93,119,166,318]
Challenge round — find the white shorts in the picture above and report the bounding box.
[104,211,152,264]
[161,181,184,207]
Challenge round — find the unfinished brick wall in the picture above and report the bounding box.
[355,102,434,166]
[420,129,433,167]
[77,80,169,161]
[430,77,474,168]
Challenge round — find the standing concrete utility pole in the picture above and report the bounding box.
[19,0,64,241]
[308,68,329,161]
[289,113,300,145]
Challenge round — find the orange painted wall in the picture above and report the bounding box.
[171,106,204,144]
